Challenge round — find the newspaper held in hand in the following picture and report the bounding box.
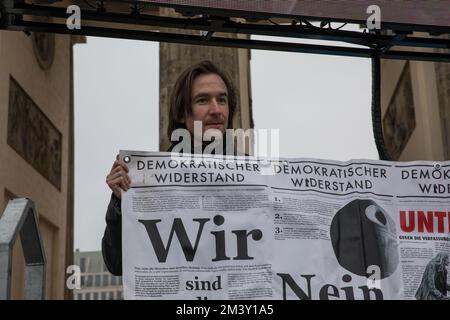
[121,150,450,300]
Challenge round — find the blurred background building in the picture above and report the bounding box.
[73,250,123,300]
[381,35,450,161]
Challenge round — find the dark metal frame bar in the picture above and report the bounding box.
[1,1,449,62]
[110,0,450,36]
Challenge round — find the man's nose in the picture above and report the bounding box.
[209,99,222,114]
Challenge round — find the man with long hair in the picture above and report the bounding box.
[102,61,239,275]
[167,60,237,153]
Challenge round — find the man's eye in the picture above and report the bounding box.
[196,98,207,104]
[219,98,227,104]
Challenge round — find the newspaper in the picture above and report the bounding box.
[120,150,450,300]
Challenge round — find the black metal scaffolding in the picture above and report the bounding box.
[1,0,449,62]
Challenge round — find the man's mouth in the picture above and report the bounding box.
[205,122,223,127]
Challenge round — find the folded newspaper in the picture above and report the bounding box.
[120,150,450,300]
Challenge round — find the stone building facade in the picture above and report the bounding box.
[0,26,84,298]
[381,35,450,161]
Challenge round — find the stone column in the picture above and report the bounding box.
[434,35,450,160]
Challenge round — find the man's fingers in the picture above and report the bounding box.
[110,165,124,176]
[108,176,127,191]
[108,171,129,184]
[107,171,120,183]
[121,175,130,190]
[110,160,129,173]
[119,178,128,191]
[117,159,129,172]
[109,162,129,177]
[107,176,121,187]
[107,173,131,190]
[107,155,131,193]
[106,168,119,181]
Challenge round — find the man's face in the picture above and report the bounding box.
[444,256,449,267]
[183,73,230,136]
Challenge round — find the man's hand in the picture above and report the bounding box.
[106,155,131,199]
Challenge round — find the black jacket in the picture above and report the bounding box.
[102,193,123,275]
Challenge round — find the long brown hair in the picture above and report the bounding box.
[167,60,237,141]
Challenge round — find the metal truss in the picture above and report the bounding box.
[1,0,449,62]
[0,198,46,300]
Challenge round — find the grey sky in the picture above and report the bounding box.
[74,26,378,251]
[251,32,378,160]
[74,37,159,251]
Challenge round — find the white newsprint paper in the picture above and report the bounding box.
[120,150,450,300]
